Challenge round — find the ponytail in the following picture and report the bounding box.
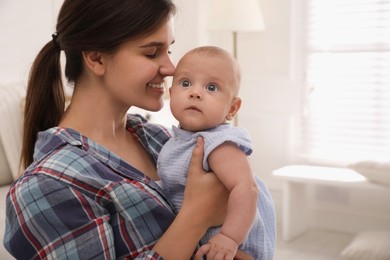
[21,41,64,169]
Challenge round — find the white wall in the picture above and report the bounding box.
[0,0,63,85]
[1,0,389,236]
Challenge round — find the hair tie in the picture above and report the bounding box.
[51,33,61,50]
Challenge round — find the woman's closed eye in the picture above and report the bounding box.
[145,53,157,58]
[145,49,172,59]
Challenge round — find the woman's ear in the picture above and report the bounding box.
[82,51,105,76]
[226,97,242,121]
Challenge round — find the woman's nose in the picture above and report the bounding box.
[160,55,175,77]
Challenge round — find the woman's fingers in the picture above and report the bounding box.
[188,137,205,177]
[186,137,228,226]
[234,249,254,260]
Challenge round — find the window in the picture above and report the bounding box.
[301,0,390,165]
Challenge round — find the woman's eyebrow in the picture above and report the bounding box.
[140,40,175,48]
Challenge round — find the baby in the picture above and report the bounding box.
[157,46,276,259]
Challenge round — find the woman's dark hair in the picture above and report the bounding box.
[21,0,176,170]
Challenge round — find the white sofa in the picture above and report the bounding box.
[0,185,12,259]
[0,82,26,259]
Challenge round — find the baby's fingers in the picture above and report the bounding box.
[195,243,210,260]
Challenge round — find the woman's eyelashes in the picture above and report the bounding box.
[145,49,172,59]
[145,53,157,58]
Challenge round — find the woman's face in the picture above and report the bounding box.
[101,18,175,112]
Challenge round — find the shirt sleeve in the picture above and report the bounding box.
[3,174,166,260]
[202,126,253,171]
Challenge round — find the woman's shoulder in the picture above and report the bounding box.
[127,113,171,133]
[126,113,172,147]
[23,128,118,191]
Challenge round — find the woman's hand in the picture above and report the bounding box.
[181,137,229,229]
[153,137,229,260]
[234,250,254,260]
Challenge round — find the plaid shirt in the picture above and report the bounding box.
[3,114,176,259]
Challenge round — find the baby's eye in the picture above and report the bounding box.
[180,79,191,88]
[206,84,218,92]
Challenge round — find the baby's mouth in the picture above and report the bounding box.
[187,106,201,112]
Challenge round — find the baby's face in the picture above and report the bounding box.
[169,52,240,131]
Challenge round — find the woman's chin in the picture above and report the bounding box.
[145,100,165,112]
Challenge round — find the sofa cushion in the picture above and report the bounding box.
[349,160,390,187]
[341,231,390,260]
[0,143,13,186]
[0,82,25,180]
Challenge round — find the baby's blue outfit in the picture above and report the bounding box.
[157,124,276,260]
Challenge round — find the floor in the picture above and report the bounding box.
[274,227,354,260]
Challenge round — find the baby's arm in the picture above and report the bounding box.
[197,141,259,259]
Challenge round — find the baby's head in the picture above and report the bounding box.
[180,46,241,93]
[170,46,242,132]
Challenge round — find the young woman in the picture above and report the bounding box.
[2,1,248,259]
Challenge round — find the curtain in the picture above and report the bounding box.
[301,0,390,165]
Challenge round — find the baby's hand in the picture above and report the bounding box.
[195,233,238,260]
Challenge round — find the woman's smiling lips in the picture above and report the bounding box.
[147,82,164,89]
[147,82,165,94]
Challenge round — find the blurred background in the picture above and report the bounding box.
[1,1,389,259]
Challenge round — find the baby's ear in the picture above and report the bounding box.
[226,97,241,121]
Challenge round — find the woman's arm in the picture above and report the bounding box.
[153,137,229,259]
[4,138,228,260]
[4,175,118,259]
